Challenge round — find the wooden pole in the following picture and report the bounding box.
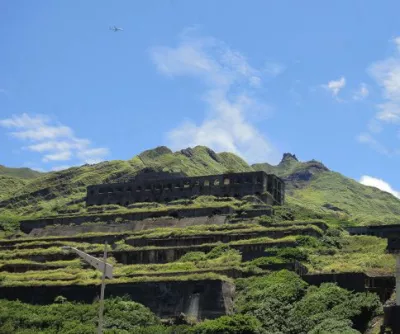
[97,242,108,334]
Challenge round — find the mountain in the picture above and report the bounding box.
[254,153,400,224]
[0,165,42,179]
[1,146,399,225]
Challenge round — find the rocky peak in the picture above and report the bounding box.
[280,153,299,164]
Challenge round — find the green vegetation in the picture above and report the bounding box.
[0,296,161,334]
[307,234,395,275]
[0,145,399,225]
[235,270,382,334]
[0,271,382,334]
[0,146,398,333]
[0,165,41,179]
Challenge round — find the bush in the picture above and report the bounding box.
[178,252,207,262]
[308,319,359,334]
[0,296,161,333]
[191,314,262,334]
[207,245,231,259]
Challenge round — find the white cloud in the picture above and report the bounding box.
[368,38,400,124]
[360,175,400,199]
[322,76,346,97]
[356,133,390,156]
[0,113,109,167]
[151,30,280,164]
[353,83,369,101]
[51,165,71,171]
[358,37,400,154]
[43,151,72,162]
[77,148,110,164]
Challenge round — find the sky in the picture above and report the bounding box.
[1,1,400,198]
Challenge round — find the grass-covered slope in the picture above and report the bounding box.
[0,165,42,179]
[254,153,400,225]
[1,146,399,224]
[0,176,28,201]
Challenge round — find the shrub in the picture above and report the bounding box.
[191,314,262,334]
[178,252,207,262]
[207,245,231,259]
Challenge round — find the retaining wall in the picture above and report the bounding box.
[0,279,234,320]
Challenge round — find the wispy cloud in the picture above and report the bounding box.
[353,83,369,101]
[51,165,72,172]
[150,29,280,164]
[0,113,109,168]
[322,76,346,98]
[356,133,390,156]
[358,37,400,154]
[360,175,400,199]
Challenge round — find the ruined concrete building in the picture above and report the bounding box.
[86,170,285,206]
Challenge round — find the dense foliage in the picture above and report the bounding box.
[235,271,382,334]
[0,145,400,224]
[0,296,160,334]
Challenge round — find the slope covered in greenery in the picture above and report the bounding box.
[0,146,399,225]
[254,153,400,225]
[0,165,42,179]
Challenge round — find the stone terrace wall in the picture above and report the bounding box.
[19,206,235,234]
[0,279,235,320]
[86,171,285,207]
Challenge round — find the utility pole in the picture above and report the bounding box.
[61,242,113,334]
[397,255,400,306]
[97,242,108,334]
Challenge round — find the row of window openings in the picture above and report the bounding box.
[94,177,267,195]
[97,193,246,206]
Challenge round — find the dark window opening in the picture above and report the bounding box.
[184,181,190,188]
[136,186,142,192]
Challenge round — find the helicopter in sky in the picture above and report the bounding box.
[109,25,123,32]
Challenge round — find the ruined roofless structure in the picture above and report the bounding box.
[86,170,285,207]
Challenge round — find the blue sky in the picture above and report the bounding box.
[1,1,400,197]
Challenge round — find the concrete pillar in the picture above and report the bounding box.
[396,255,400,306]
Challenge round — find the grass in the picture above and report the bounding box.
[1,145,399,226]
[307,234,395,275]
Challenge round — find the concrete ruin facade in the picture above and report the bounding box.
[86,171,285,207]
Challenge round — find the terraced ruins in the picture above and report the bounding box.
[1,148,399,333]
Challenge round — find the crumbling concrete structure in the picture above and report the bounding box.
[86,170,285,206]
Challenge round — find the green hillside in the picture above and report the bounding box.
[253,153,400,225]
[0,165,42,179]
[0,146,399,225]
[0,146,394,333]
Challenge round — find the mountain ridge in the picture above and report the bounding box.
[0,146,399,225]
